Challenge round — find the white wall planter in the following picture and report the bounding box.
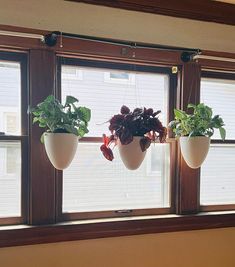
[117,136,147,170]
[44,133,78,170]
[179,136,210,169]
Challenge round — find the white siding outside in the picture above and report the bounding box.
[0,62,21,218]
[62,66,171,213]
[201,78,235,205]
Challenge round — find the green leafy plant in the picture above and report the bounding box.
[31,95,91,141]
[169,103,226,140]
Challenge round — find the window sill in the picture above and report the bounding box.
[1,211,235,248]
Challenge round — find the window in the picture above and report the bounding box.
[4,112,18,134]
[0,29,234,248]
[62,66,83,80]
[59,58,175,220]
[0,52,28,224]
[200,72,235,209]
[104,71,135,84]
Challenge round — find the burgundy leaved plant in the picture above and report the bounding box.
[100,105,167,161]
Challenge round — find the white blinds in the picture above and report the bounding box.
[0,62,21,218]
[61,65,171,213]
[201,78,235,139]
[200,77,235,205]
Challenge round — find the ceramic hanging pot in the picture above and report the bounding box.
[179,136,210,169]
[44,133,78,170]
[117,136,147,170]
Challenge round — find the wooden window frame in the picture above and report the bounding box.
[56,56,177,222]
[0,26,235,248]
[0,51,29,226]
[200,70,235,212]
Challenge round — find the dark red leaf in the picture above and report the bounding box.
[100,144,114,161]
[140,137,151,152]
[152,110,161,117]
[120,105,130,114]
[119,128,133,145]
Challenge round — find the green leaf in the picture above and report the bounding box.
[33,117,39,123]
[65,95,79,105]
[64,125,78,135]
[219,127,226,141]
[77,107,91,123]
[174,109,186,120]
[187,103,196,109]
[78,127,89,138]
[169,103,226,140]
[31,94,90,140]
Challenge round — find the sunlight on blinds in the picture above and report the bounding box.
[201,145,235,205]
[0,62,21,135]
[200,77,235,205]
[201,78,235,139]
[0,142,21,217]
[61,65,171,213]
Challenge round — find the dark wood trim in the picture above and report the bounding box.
[29,50,57,225]
[20,53,29,225]
[67,0,235,26]
[56,56,177,221]
[201,70,235,80]
[211,140,235,144]
[0,217,24,226]
[168,68,179,138]
[0,136,26,141]
[176,62,201,215]
[201,205,235,212]
[1,212,235,248]
[199,60,235,72]
[203,50,235,59]
[60,208,172,222]
[0,25,182,65]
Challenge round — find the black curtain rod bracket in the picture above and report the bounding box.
[43,31,59,47]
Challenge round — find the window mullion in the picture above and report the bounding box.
[176,62,201,215]
[29,49,56,225]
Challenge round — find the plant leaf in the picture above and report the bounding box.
[77,107,91,123]
[174,109,186,120]
[219,127,226,141]
[65,95,78,105]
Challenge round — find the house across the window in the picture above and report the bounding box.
[104,71,135,84]
[61,60,172,219]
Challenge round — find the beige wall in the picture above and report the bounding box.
[0,1,235,266]
[0,0,235,53]
[0,228,235,267]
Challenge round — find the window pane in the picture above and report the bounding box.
[201,78,235,139]
[0,142,21,217]
[200,145,235,205]
[63,143,170,213]
[61,64,170,214]
[110,72,129,80]
[62,66,168,137]
[0,61,21,135]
